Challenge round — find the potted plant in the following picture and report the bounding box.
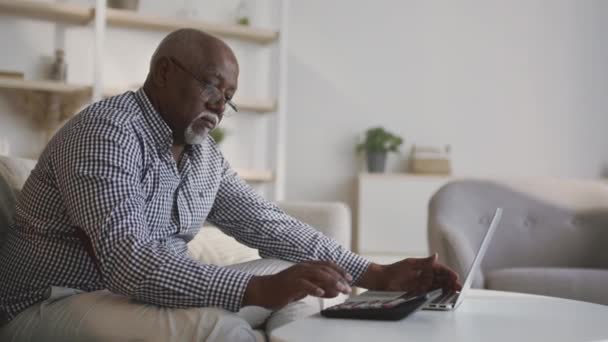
[210,127,226,145]
[107,0,139,11]
[356,127,403,173]
[235,0,251,26]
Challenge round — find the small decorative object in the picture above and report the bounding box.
[210,127,226,145]
[409,145,452,175]
[356,127,403,173]
[107,0,139,11]
[49,49,67,82]
[235,0,250,26]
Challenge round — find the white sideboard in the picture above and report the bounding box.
[357,173,451,263]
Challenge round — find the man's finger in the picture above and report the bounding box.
[434,267,458,280]
[431,272,462,292]
[411,254,438,269]
[434,266,460,289]
[404,268,433,294]
[453,282,463,291]
[296,278,325,298]
[304,268,345,297]
[430,275,452,289]
[306,260,352,282]
[424,253,438,264]
[314,265,352,294]
[419,269,434,288]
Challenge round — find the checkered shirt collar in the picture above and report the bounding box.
[135,88,174,149]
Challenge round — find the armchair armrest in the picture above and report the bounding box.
[189,201,353,267]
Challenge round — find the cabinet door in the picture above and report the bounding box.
[357,175,450,257]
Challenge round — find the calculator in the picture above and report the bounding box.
[320,288,443,321]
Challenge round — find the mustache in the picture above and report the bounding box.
[195,112,220,126]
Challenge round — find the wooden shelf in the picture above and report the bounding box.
[0,78,93,129]
[105,85,277,113]
[0,77,91,94]
[235,97,277,113]
[234,169,274,183]
[105,8,278,44]
[359,172,453,181]
[0,1,278,44]
[0,0,93,25]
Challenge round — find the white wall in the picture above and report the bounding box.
[285,0,608,209]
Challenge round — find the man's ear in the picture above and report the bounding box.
[152,57,170,88]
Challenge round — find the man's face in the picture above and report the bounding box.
[164,54,238,145]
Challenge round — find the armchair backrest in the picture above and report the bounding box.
[428,179,608,286]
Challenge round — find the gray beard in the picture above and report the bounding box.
[184,124,207,145]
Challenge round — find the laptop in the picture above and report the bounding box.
[350,208,503,311]
[424,207,502,310]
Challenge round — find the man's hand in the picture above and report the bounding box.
[356,254,461,295]
[242,261,353,310]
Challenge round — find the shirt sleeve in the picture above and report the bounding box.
[54,118,252,312]
[206,154,371,284]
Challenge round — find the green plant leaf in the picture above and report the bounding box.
[356,126,403,154]
[210,127,226,144]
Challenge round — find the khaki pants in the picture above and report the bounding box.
[0,259,324,342]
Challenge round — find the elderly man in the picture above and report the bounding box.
[0,29,459,341]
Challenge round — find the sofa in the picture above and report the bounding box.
[0,155,350,340]
[428,179,608,305]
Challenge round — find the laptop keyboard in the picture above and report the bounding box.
[430,291,459,305]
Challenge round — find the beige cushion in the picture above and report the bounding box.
[0,155,36,191]
[486,267,608,305]
[188,226,260,266]
[276,201,351,248]
[0,173,15,246]
[0,155,36,246]
[188,202,353,268]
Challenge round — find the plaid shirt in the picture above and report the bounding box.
[0,89,370,323]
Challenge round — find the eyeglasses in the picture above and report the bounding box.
[169,57,238,116]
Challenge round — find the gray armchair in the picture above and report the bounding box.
[428,179,608,305]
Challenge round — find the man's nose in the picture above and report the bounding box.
[205,101,225,116]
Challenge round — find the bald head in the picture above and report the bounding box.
[143,29,239,146]
[149,28,238,77]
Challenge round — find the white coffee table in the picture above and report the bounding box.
[270,289,608,342]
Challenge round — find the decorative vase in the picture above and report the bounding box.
[49,49,67,82]
[367,151,387,173]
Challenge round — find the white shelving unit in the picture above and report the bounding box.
[0,0,288,194]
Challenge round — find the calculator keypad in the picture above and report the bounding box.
[326,295,416,311]
[321,289,443,321]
